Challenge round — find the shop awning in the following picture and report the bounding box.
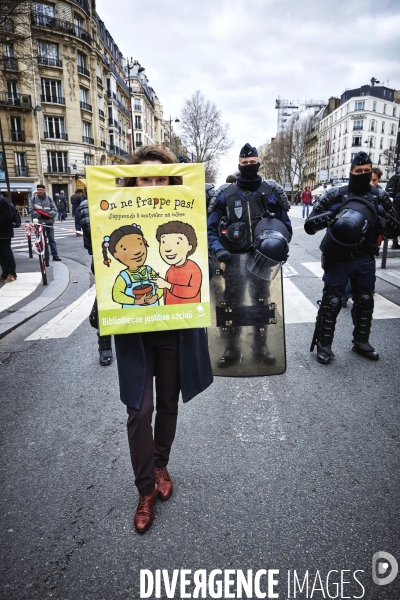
[75,178,87,189]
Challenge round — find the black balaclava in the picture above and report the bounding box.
[349,151,372,196]
[237,143,261,190]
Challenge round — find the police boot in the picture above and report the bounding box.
[313,295,341,365]
[252,327,276,365]
[98,333,113,366]
[352,295,379,361]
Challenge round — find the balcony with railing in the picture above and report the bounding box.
[77,65,90,77]
[106,90,117,100]
[80,101,92,111]
[71,0,91,15]
[353,124,363,131]
[38,56,62,68]
[11,130,25,142]
[47,165,70,174]
[98,108,105,118]
[31,12,91,43]
[82,136,94,144]
[117,101,130,118]
[15,165,29,177]
[0,92,32,108]
[44,131,68,140]
[135,141,143,147]
[41,94,65,105]
[100,141,106,148]
[4,57,18,71]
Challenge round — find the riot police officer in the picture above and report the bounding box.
[208,143,292,368]
[305,151,400,365]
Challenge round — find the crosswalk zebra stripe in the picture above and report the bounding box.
[301,261,400,319]
[283,278,317,323]
[25,285,96,340]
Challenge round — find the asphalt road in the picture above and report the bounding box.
[1,213,399,600]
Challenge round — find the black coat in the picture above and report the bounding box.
[114,328,213,410]
[0,195,14,239]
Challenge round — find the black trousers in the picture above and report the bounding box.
[0,238,16,278]
[126,330,180,496]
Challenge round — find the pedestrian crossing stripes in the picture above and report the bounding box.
[301,261,400,320]
[25,285,96,340]
[1,260,395,342]
[11,220,81,251]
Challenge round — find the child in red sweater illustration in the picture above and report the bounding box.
[151,221,202,305]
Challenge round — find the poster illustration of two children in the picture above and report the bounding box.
[86,163,211,335]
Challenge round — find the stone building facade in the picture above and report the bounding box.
[0,0,130,207]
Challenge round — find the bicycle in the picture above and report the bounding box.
[24,219,49,285]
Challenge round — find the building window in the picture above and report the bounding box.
[37,40,60,66]
[393,107,397,117]
[74,13,84,36]
[352,136,362,147]
[136,133,142,146]
[353,120,363,131]
[380,138,383,149]
[389,139,394,150]
[372,101,377,111]
[390,124,395,135]
[82,121,93,143]
[134,98,141,111]
[33,2,55,25]
[355,101,364,111]
[3,43,18,70]
[383,104,386,115]
[41,78,63,103]
[79,86,91,110]
[47,151,68,173]
[77,52,89,76]
[343,138,347,149]
[10,116,24,141]
[370,119,375,131]
[84,154,93,165]
[15,152,27,176]
[381,122,385,133]
[135,116,142,129]
[44,116,66,139]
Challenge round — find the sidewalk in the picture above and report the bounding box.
[0,251,69,339]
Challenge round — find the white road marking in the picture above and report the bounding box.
[301,262,400,319]
[302,261,324,278]
[283,277,317,323]
[0,273,42,311]
[25,285,96,340]
[282,263,298,277]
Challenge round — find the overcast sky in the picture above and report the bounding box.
[97,0,400,185]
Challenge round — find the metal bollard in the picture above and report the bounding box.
[380,237,388,269]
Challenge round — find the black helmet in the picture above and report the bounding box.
[247,217,290,280]
[331,208,369,244]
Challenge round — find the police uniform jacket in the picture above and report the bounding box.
[208,182,292,255]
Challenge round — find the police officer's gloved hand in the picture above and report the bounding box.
[216,249,232,263]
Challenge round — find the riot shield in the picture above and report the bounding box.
[208,253,286,376]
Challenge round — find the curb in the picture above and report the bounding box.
[0,259,70,339]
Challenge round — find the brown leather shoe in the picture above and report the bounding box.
[154,467,173,501]
[134,485,158,533]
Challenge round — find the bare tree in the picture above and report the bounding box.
[180,90,233,183]
[0,1,39,88]
[259,112,313,196]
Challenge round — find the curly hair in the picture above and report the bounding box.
[156,221,197,257]
[123,145,182,187]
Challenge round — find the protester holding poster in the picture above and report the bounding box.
[86,146,213,533]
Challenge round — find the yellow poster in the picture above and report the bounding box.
[86,163,210,336]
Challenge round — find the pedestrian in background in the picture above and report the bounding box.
[301,186,312,218]
[29,184,61,261]
[294,190,301,205]
[386,166,400,249]
[0,194,17,283]
[55,190,67,221]
[70,189,83,235]
[371,167,383,189]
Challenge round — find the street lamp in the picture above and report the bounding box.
[169,116,180,153]
[126,56,135,153]
[364,138,373,154]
